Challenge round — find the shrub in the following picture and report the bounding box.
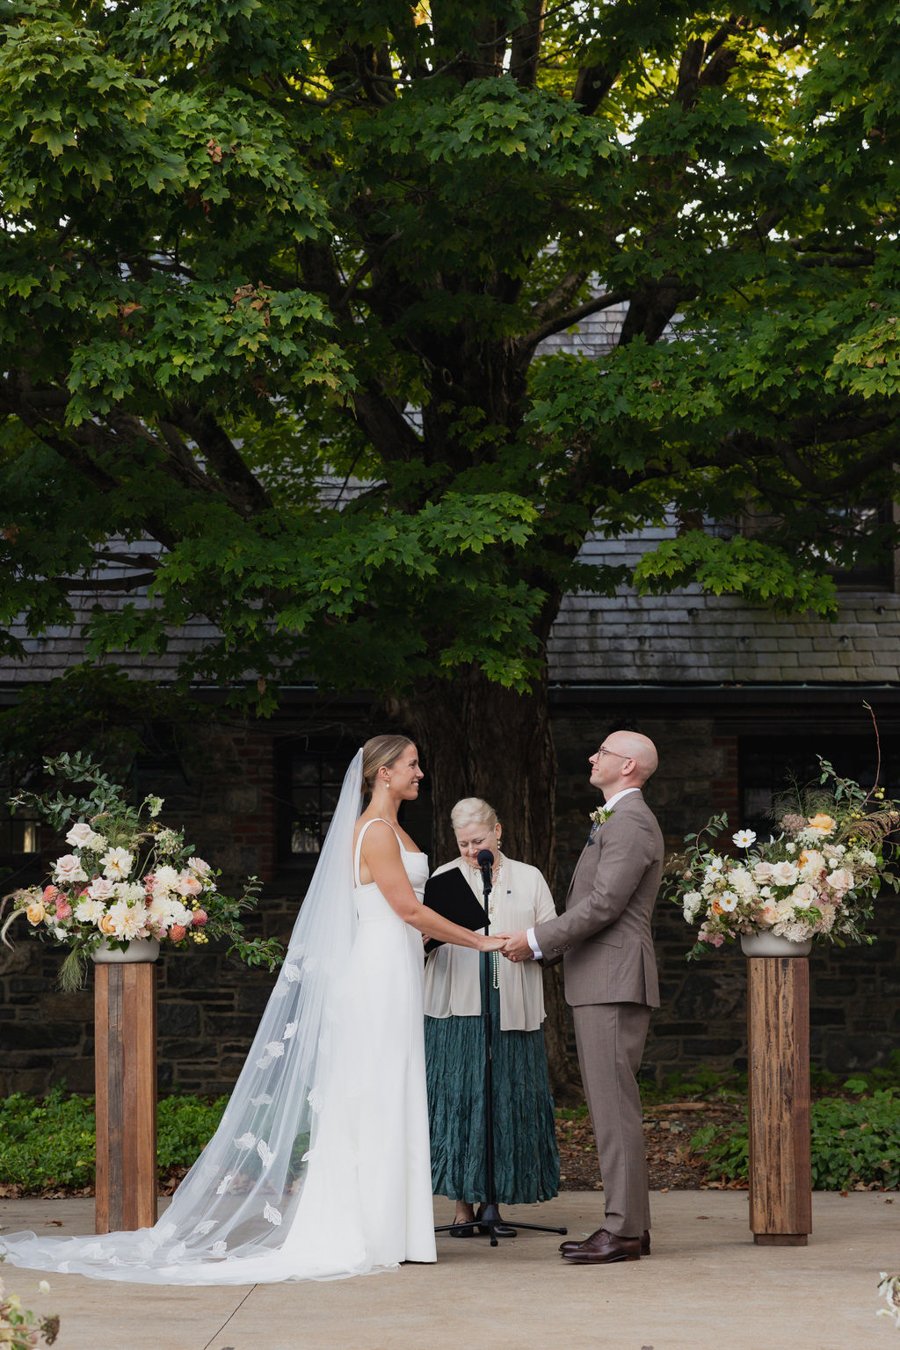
[0,1090,228,1193]
[691,1085,899,1189]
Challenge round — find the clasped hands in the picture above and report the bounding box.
[477,931,533,961]
[500,931,533,963]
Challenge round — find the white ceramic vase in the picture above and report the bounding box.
[740,931,812,958]
[91,937,161,965]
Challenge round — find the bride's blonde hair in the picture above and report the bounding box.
[362,734,414,793]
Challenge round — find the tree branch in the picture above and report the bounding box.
[170,408,273,515]
[520,289,629,350]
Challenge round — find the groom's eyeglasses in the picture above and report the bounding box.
[596,745,633,760]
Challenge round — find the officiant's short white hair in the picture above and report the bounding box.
[450,797,498,830]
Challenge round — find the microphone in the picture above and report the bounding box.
[476,848,494,887]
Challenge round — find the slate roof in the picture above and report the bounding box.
[3,525,898,692]
[549,527,900,686]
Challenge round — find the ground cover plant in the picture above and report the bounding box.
[3,1064,894,1197]
[687,1055,900,1190]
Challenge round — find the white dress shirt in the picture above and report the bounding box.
[526,788,641,960]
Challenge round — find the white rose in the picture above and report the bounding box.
[88,877,116,902]
[790,882,817,908]
[682,892,702,922]
[752,861,776,883]
[188,857,211,876]
[53,854,87,884]
[65,822,99,849]
[101,848,134,881]
[770,861,799,886]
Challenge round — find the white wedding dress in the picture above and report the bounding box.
[0,757,437,1284]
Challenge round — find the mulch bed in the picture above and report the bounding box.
[0,1101,746,1199]
[557,1099,748,1191]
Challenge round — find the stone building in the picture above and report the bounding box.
[1,521,898,1097]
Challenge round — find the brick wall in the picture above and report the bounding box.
[1,708,897,1099]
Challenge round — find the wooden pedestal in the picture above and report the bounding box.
[94,963,158,1233]
[747,956,812,1246]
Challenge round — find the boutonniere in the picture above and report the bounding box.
[590,805,615,828]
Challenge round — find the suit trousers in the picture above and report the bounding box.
[572,1001,652,1237]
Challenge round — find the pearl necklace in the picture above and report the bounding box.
[465,854,504,989]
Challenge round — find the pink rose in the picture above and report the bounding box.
[826,867,853,894]
[42,885,60,904]
[169,924,187,942]
[192,908,208,927]
[54,899,73,920]
[178,875,203,898]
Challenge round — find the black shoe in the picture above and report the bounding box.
[449,1223,478,1238]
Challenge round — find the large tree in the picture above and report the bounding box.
[1,0,897,877]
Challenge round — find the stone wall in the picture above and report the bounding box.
[2,707,897,1099]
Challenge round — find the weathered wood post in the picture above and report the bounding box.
[746,954,812,1245]
[94,962,158,1233]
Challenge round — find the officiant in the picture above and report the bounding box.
[424,797,560,1236]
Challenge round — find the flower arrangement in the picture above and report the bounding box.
[878,1272,900,1328]
[0,1269,59,1349]
[1,752,284,992]
[668,757,900,960]
[589,804,615,828]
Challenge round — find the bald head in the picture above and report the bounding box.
[602,730,659,786]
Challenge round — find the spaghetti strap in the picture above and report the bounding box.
[354,817,402,886]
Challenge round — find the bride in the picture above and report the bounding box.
[0,735,506,1284]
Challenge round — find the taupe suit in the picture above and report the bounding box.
[534,791,663,1237]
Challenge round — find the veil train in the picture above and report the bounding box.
[0,750,372,1284]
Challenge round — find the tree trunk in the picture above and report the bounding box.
[395,663,581,1102]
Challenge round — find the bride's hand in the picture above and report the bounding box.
[477,933,508,952]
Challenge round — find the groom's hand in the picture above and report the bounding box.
[501,931,533,962]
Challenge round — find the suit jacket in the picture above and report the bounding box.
[533,792,663,1008]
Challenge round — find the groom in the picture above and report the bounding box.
[502,730,664,1264]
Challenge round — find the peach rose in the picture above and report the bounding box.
[178,875,203,898]
[99,913,117,935]
[807,813,836,834]
[42,885,60,904]
[25,900,46,925]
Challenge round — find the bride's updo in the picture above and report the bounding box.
[362,734,414,794]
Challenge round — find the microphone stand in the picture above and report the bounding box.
[434,850,567,1248]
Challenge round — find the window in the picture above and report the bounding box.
[278,741,354,859]
[0,769,41,886]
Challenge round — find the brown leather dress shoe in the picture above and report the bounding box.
[560,1228,641,1263]
[560,1229,650,1257]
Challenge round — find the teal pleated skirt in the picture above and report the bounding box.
[425,980,560,1205]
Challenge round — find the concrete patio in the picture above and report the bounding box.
[1,1190,895,1350]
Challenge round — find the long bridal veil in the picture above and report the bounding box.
[0,750,365,1284]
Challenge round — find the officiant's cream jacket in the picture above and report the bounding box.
[424,856,556,1031]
